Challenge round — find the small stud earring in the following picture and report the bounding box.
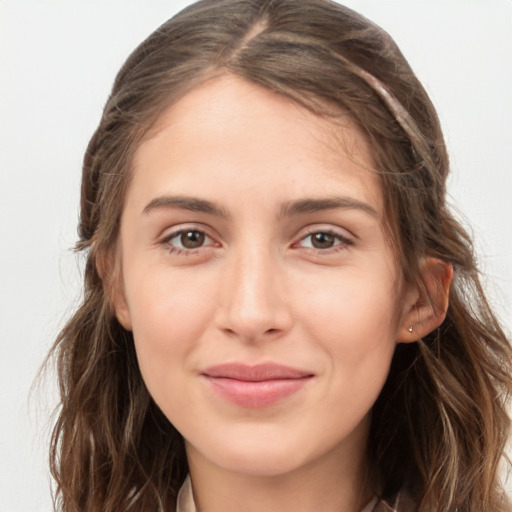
[408,326,413,333]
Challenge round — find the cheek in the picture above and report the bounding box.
[124,269,216,395]
[300,266,400,396]
[128,266,212,335]
[301,266,400,344]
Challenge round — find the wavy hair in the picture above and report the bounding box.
[49,1,512,510]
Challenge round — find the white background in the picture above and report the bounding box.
[1,1,511,511]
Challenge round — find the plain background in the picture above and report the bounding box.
[1,1,511,510]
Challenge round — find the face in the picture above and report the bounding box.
[115,75,413,478]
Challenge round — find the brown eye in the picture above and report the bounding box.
[297,230,352,251]
[180,230,205,249]
[310,232,336,249]
[165,229,212,252]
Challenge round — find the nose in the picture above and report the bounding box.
[215,246,293,343]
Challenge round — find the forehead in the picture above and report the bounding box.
[131,74,383,216]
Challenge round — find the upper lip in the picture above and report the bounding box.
[201,363,314,382]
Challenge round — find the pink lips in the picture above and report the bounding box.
[201,363,313,408]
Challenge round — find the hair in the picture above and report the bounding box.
[48,1,512,511]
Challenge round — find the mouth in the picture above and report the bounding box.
[201,363,314,408]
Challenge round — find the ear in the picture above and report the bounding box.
[397,258,453,343]
[96,249,133,331]
[112,282,133,331]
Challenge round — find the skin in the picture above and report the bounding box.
[113,75,450,512]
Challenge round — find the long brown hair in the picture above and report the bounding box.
[49,1,512,510]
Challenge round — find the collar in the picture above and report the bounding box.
[175,475,410,512]
[176,475,195,512]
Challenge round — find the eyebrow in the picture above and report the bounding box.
[142,195,378,219]
[280,197,378,218]
[143,196,230,217]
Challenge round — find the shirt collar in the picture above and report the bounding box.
[175,475,415,512]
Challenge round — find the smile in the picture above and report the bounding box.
[201,363,314,408]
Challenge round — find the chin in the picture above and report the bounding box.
[188,425,319,478]
[214,447,307,477]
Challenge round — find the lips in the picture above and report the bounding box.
[201,363,314,408]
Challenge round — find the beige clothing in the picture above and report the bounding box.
[176,475,416,512]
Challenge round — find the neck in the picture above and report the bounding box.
[185,422,372,512]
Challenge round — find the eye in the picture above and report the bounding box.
[298,231,351,250]
[164,229,213,251]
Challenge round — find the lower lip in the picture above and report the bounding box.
[204,376,311,408]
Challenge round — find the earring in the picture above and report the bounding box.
[408,325,413,333]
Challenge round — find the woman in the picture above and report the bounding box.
[49,0,512,510]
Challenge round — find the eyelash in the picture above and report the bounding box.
[161,226,353,257]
